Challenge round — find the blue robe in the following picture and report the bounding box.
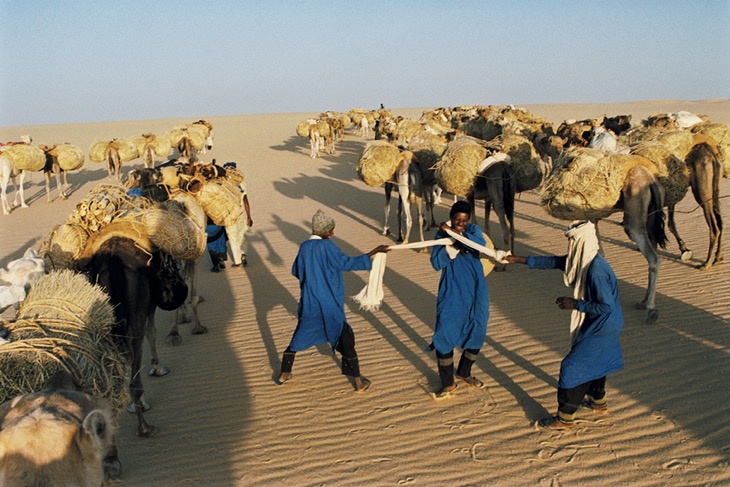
[289,237,372,352]
[429,223,489,354]
[526,254,624,388]
[206,224,227,254]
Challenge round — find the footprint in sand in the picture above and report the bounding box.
[662,458,691,470]
[397,476,415,484]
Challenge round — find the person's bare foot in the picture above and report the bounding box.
[354,377,371,392]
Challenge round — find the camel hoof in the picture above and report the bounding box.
[645,309,659,325]
[696,263,712,271]
[634,302,648,310]
[149,365,170,377]
[103,456,122,480]
[680,250,693,261]
[192,325,209,335]
[166,332,183,346]
[136,425,158,438]
[126,400,151,414]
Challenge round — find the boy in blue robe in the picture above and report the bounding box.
[506,221,624,430]
[276,210,389,392]
[428,200,490,400]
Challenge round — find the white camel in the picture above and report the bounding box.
[0,135,32,215]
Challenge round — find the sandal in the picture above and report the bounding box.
[581,398,609,415]
[431,384,457,401]
[355,377,371,393]
[456,374,484,388]
[274,373,291,386]
[536,415,573,430]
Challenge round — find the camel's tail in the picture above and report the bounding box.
[648,180,668,249]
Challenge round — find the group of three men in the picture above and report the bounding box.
[275,201,623,431]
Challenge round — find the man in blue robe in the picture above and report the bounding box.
[276,210,389,392]
[428,200,490,400]
[507,221,624,429]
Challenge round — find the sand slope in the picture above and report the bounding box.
[1,100,729,486]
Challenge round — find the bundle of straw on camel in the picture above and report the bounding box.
[654,130,695,161]
[0,270,128,416]
[48,143,84,171]
[168,126,207,150]
[691,122,730,178]
[394,119,424,142]
[433,136,487,197]
[500,134,543,192]
[619,125,665,147]
[141,200,206,260]
[87,138,138,163]
[541,147,657,221]
[38,223,90,271]
[407,131,448,157]
[348,109,375,126]
[194,179,243,227]
[65,184,145,233]
[132,134,173,158]
[296,120,316,137]
[2,144,45,171]
[631,143,690,207]
[225,166,245,186]
[356,140,401,187]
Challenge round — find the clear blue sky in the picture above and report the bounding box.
[1,0,728,127]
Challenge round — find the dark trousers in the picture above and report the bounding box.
[436,349,480,388]
[557,376,606,415]
[280,323,361,378]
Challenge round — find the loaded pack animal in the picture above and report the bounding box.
[77,210,188,436]
[175,120,214,159]
[666,141,724,270]
[383,150,436,246]
[466,153,516,254]
[41,147,70,202]
[0,135,32,215]
[127,168,207,350]
[308,120,335,159]
[0,370,121,485]
[543,149,669,324]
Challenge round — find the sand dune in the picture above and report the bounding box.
[1,100,728,486]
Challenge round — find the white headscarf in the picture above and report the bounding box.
[563,221,600,343]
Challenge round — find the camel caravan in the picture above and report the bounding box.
[350,104,727,325]
[0,120,216,218]
[0,119,254,483]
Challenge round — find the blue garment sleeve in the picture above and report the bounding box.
[575,266,613,316]
[326,240,372,272]
[526,255,567,271]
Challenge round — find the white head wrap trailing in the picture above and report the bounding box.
[564,220,600,343]
[353,226,511,312]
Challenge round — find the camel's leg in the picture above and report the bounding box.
[44,171,52,203]
[1,171,11,215]
[383,183,393,236]
[397,183,411,243]
[187,261,206,335]
[16,171,28,208]
[623,211,660,324]
[424,185,437,230]
[415,195,426,247]
[145,308,169,377]
[667,205,692,261]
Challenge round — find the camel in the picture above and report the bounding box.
[126,167,208,355]
[40,147,70,202]
[0,370,121,485]
[174,120,214,159]
[308,120,334,158]
[667,142,724,270]
[467,155,516,254]
[80,235,187,437]
[134,133,172,168]
[0,135,33,215]
[383,151,436,246]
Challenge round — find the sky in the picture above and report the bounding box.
[1,0,728,127]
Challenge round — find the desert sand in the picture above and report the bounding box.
[1,100,728,486]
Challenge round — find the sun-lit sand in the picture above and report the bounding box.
[1,100,729,486]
